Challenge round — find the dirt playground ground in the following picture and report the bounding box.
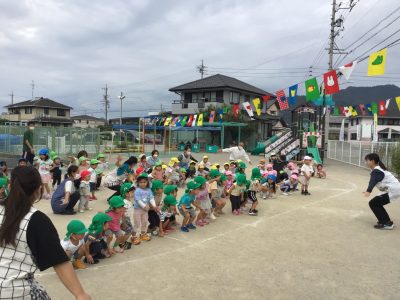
[34,153,400,300]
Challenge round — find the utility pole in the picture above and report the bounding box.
[197,59,207,78]
[9,91,14,105]
[118,92,126,125]
[102,85,110,122]
[31,80,35,99]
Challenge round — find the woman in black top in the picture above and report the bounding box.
[0,166,91,299]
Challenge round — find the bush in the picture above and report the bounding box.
[391,145,400,176]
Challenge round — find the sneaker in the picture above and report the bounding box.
[249,210,257,216]
[210,213,217,220]
[83,257,99,264]
[253,209,258,213]
[132,237,141,245]
[72,259,87,269]
[304,191,311,196]
[85,207,93,211]
[60,210,76,215]
[301,191,306,195]
[180,226,189,232]
[140,234,151,241]
[374,222,394,230]
[187,223,197,230]
[79,209,84,213]
[123,242,132,250]
[282,192,289,196]
[196,220,204,227]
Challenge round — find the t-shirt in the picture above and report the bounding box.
[79,181,90,197]
[60,238,84,255]
[96,162,109,175]
[196,183,210,202]
[116,163,134,177]
[65,180,75,194]
[300,164,314,176]
[134,188,154,209]
[26,211,69,271]
[88,167,97,183]
[178,194,195,209]
[106,210,122,232]
[23,130,33,152]
[230,183,245,196]
[37,159,53,175]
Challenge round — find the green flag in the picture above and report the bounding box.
[334,106,340,116]
[305,77,320,102]
[371,102,378,114]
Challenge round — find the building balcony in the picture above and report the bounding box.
[1,113,21,122]
[171,98,225,115]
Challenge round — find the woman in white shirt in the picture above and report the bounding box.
[222,142,252,164]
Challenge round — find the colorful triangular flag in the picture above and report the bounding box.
[180,116,188,127]
[192,114,197,127]
[338,61,357,80]
[262,95,271,103]
[323,70,340,94]
[343,106,352,118]
[233,104,239,118]
[252,98,261,116]
[288,84,298,105]
[334,106,340,116]
[368,48,387,76]
[371,102,378,115]
[365,103,373,116]
[242,101,254,118]
[186,115,193,127]
[378,100,386,116]
[305,77,320,101]
[349,106,358,117]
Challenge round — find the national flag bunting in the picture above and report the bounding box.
[242,101,254,118]
[186,115,193,127]
[305,77,320,101]
[233,104,240,118]
[368,48,387,76]
[209,111,215,123]
[288,84,298,105]
[359,104,366,116]
[323,70,340,95]
[385,98,391,109]
[262,95,271,103]
[371,102,378,115]
[192,114,197,127]
[197,113,203,126]
[275,90,289,110]
[180,116,188,127]
[396,96,400,111]
[252,98,261,116]
[378,100,386,116]
[365,103,373,116]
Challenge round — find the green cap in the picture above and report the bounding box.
[251,167,261,180]
[120,182,135,198]
[137,172,148,180]
[151,180,164,192]
[90,159,100,165]
[50,151,57,160]
[65,220,87,240]
[245,180,251,190]
[154,161,162,167]
[0,177,9,197]
[209,169,221,179]
[238,161,246,169]
[163,195,177,207]
[108,196,125,210]
[236,173,247,185]
[220,174,227,182]
[187,180,201,191]
[88,213,112,235]
[97,153,105,159]
[164,185,177,195]
[79,156,88,163]
[194,176,206,186]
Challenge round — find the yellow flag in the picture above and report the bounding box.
[349,105,358,117]
[164,117,172,126]
[396,96,400,111]
[197,113,203,126]
[252,98,261,116]
[368,48,387,76]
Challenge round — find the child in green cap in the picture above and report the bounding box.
[210,174,228,216]
[159,195,177,237]
[247,168,262,216]
[163,184,179,227]
[194,175,212,226]
[88,159,100,200]
[60,220,89,269]
[105,196,131,254]
[120,182,138,248]
[228,173,247,215]
[84,213,113,260]
[0,177,9,201]
[148,180,164,236]
[151,162,164,181]
[178,180,202,232]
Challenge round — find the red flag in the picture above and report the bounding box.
[359,104,367,116]
[209,111,215,123]
[186,115,193,127]
[233,104,239,118]
[323,70,340,94]
[262,95,271,103]
[275,90,289,110]
[339,106,344,115]
[378,100,387,116]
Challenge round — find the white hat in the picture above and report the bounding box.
[303,156,312,160]
[270,152,276,156]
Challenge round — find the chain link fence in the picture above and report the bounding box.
[0,126,102,157]
[327,140,399,171]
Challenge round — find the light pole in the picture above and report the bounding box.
[118,92,126,125]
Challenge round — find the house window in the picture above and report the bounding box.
[184,93,192,103]
[57,109,66,116]
[378,119,384,125]
[216,90,223,102]
[25,107,32,114]
[230,92,240,104]
[351,133,357,140]
[387,119,394,125]
[44,108,49,115]
[86,120,89,124]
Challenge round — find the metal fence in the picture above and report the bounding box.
[327,140,399,171]
[0,126,102,156]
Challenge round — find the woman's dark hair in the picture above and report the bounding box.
[124,156,138,166]
[67,165,79,177]
[77,150,88,159]
[317,164,323,168]
[137,176,150,188]
[184,145,191,151]
[151,150,159,156]
[0,166,42,247]
[365,153,387,170]
[0,161,7,167]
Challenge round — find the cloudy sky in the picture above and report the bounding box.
[0,0,399,118]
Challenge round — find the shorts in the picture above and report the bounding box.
[298,175,309,185]
[179,206,196,218]
[105,229,126,237]
[40,174,52,184]
[89,182,96,192]
[247,190,258,202]
[160,210,173,222]
[200,199,212,212]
